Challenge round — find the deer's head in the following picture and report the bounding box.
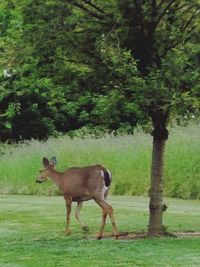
[36,157,57,183]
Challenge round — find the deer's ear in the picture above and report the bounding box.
[50,156,57,166]
[43,157,49,167]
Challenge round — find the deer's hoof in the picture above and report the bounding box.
[65,229,71,236]
[115,234,119,240]
[114,232,120,240]
[82,226,89,232]
[96,234,102,240]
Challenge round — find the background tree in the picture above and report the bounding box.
[66,0,200,236]
[0,0,143,141]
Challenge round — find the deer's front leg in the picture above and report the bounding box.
[64,193,72,235]
[75,201,89,232]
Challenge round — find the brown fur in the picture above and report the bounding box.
[36,158,119,239]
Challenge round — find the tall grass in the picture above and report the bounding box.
[0,124,200,199]
[165,124,200,199]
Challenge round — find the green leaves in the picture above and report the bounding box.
[0,0,199,141]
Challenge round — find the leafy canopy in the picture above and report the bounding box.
[0,0,199,141]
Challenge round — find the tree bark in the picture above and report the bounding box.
[148,137,166,236]
[148,112,169,236]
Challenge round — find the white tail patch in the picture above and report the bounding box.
[100,169,112,196]
[106,169,112,180]
[100,169,112,180]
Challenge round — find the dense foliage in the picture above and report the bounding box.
[0,0,199,141]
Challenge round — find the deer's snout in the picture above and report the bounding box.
[36,176,46,183]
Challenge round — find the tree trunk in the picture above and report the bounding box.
[148,112,169,236]
[148,137,166,236]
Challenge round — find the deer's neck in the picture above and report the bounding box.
[48,170,63,189]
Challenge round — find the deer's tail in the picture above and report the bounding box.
[102,169,112,187]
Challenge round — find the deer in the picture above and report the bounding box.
[36,157,119,239]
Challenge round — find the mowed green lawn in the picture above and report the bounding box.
[1,195,200,267]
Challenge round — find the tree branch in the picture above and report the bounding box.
[173,3,196,12]
[149,0,178,36]
[160,23,197,59]
[160,41,181,59]
[157,0,174,10]
[183,25,198,44]
[180,7,199,32]
[151,0,158,17]
[55,55,89,65]
[73,2,105,20]
[82,0,107,15]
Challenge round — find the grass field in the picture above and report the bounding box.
[1,195,200,267]
[0,124,200,199]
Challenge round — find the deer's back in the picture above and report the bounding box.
[61,165,107,201]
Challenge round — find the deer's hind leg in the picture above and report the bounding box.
[95,197,119,239]
[96,208,107,239]
[75,201,89,232]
